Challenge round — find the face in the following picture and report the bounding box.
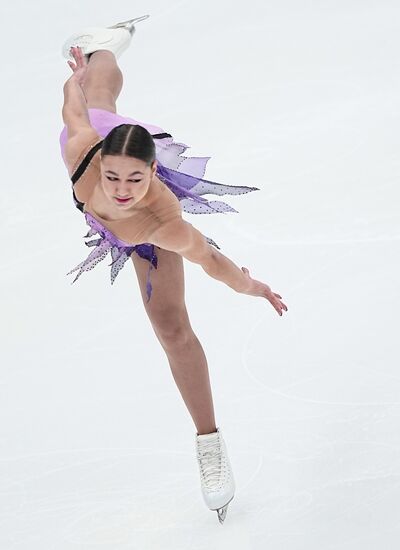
[100,155,157,209]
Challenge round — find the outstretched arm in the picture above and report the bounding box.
[147,217,288,315]
[149,218,249,292]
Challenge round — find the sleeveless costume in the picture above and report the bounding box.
[59,108,260,302]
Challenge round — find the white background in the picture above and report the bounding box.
[1,0,399,548]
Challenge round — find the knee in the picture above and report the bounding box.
[150,309,192,349]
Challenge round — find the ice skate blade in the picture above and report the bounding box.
[108,15,150,34]
[213,495,234,525]
[217,504,228,524]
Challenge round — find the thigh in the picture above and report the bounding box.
[86,91,117,113]
[131,246,190,330]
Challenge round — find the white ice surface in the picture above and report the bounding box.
[1,0,400,548]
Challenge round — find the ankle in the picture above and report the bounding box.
[197,426,218,436]
[87,50,116,62]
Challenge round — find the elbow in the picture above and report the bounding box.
[201,248,217,275]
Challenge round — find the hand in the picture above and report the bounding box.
[241,267,288,316]
[67,46,88,87]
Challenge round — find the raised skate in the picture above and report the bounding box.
[61,15,150,61]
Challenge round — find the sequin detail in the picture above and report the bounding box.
[66,211,157,302]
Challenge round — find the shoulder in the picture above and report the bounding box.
[64,128,104,178]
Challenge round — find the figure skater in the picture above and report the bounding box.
[60,15,288,524]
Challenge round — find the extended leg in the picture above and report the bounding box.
[162,322,217,436]
[82,50,123,113]
[131,248,218,436]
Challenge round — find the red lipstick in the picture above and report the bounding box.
[115,197,132,204]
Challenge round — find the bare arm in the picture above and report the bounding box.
[148,217,289,314]
[202,248,250,293]
[62,77,90,121]
[62,46,92,138]
[148,218,250,293]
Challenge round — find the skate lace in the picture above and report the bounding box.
[197,439,223,488]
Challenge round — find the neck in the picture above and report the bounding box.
[90,180,154,221]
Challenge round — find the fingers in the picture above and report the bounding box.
[266,293,288,316]
[244,273,288,316]
[275,303,287,316]
[71,46,81,64]
[69,46,86,67]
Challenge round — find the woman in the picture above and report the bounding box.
[60,15,288,524]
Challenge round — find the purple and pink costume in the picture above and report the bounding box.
[59,108,259,301]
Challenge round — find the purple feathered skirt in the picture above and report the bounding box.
[60,108,259,301]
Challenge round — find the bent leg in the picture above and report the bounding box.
[131,247,217,435]
[60,49,166,148]
[82,50,123,113]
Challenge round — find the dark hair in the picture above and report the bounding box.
[100,124,156,167]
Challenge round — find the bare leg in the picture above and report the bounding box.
[131,248,218,436]
[82,50,123,113]
[161,329,218,436]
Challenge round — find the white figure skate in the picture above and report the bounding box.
[61,15,150,61]
[195,427,235,524]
